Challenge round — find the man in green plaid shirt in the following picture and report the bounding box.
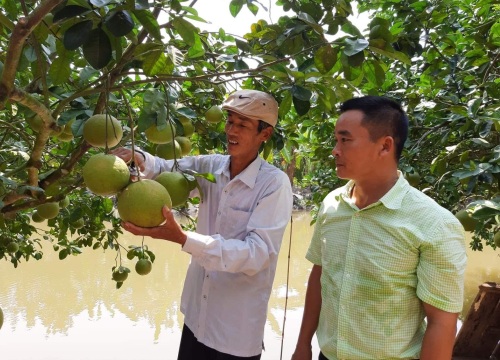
[292,96,467,360]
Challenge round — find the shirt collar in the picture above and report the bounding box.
[339,171,410,210]
[214,155,262,189]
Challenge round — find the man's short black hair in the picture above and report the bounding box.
[257,120,272,133]
[339,96,409,160]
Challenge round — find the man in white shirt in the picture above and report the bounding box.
[112,90,293,360]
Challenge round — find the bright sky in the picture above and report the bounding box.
[191,0,370,37]
[192,0,287,37]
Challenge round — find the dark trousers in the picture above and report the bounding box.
[178,324,262,360]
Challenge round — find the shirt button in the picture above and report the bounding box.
[206,274,209,278]
[203,295,207,299]
[217,211,221,215]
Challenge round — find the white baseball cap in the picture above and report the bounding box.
[221,90,279,127]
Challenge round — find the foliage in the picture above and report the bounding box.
[0,0,498,276]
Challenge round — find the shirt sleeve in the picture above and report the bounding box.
[305,202,325,266]
[181,179,293,276]
[416,218,467,313]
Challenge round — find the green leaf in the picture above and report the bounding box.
[363,60,385,87]
[59,249,68,260]
[172,16,197,46]
[82,28,112,69]
[143,50,174,76]
[104,10,135,37]
[293,96,311,116]
[53,5,90,22]
[89,0,113,7]
[49,56,72,85]
[133,10,162,41]
[63,20,93,51]
[314,45,337,74]
[291,85,312,101]
[297,12,323,34]
[344,38,369,56]
[187,35,205,58]
[183,169,216,183]
[279,92,293,119]
[369,44,411,65]
[229,0,245,17]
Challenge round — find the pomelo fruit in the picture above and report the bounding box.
[59,197,70,208]
[57,132,74,142]
[205,105,223,123]
[26,114,43,133]
[179,116,194,136]
[6,242,19,253]
[135,258,152,275]
[83,154,130,196]
[154,172,190,208]
[455,209,478,232]
[0,307,3,330]
[36,202,60,219]
[156,140,182,160]
[116,179,172,227]
[494,231,500,247]
[71,218,85,229]
[83,114,123,148]
[112,267,129,282]
[31,211,45,223]
[175,136,192,156]
[404,171,420,187]
[145,123,176,144]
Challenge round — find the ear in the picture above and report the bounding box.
[380,136,395,156]
[260,127,273,142]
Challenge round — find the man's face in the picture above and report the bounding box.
[224,111,271,158]
[332,110,383,181]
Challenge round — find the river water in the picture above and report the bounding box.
[0,211,499,359]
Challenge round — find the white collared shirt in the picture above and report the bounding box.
[143,153,293,357]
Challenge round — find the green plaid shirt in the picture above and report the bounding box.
[306,173,467,359]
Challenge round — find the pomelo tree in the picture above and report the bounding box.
[0,0,498,280]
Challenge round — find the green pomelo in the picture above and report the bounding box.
[175,136,192,156]
[59,197,70,208]
[179,117,195,137]
[455,209,478,232]
[26,114,43,133]
[135,259,152,275]
[156,141,182,160]
[6,242,19,253]
[56,131,74,142]
[154,172,190,208]
[205,105,223,123]
[83,154,130,196]
[404,172,420,187]
[83,114,123,148]
[145,123,176,144]
[494,231,500,247]
[71,218,85,229]
[36,202,60,219]
[116,179,172,227]
[31,211,45,223]
[112,268,129,282]
[0,307,3,330]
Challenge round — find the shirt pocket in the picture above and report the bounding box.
[219,208,252,240]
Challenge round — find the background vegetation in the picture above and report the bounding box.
[0,0,498,275]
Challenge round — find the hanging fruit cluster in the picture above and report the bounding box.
[54,2,135,69]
